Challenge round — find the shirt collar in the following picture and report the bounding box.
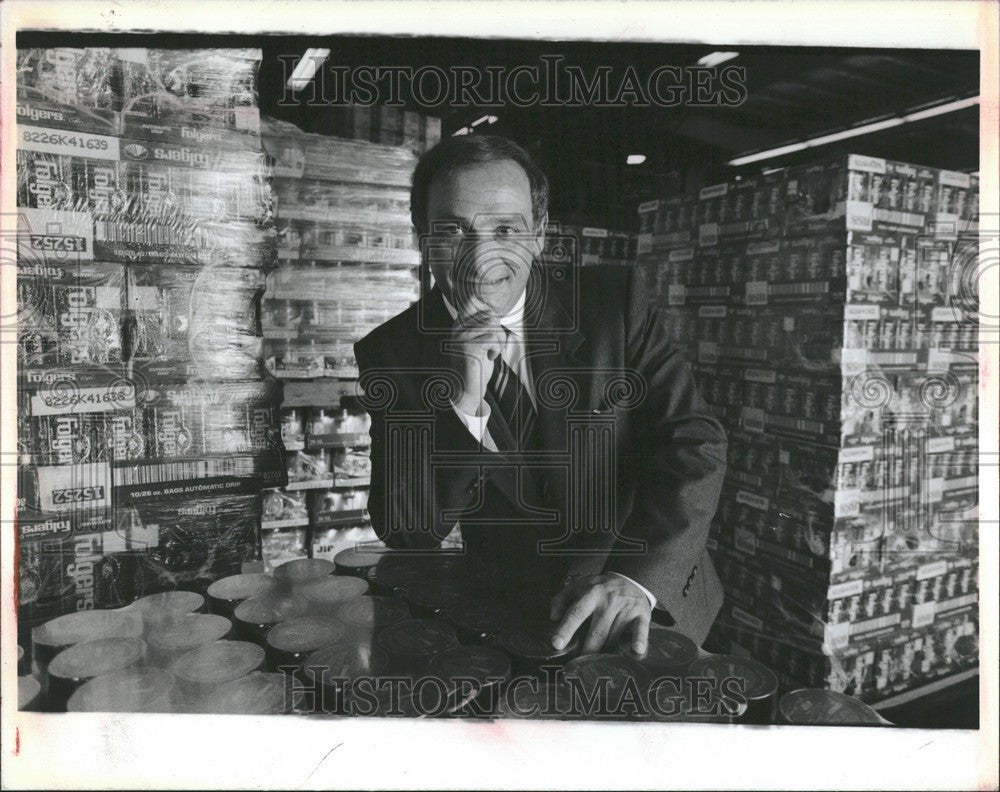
[440,289,526,334]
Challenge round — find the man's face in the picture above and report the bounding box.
[424,159,545,318]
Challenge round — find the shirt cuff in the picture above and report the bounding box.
[607,572,657,610]
[452,399,492,443]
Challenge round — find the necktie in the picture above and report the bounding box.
[486,330,537,452]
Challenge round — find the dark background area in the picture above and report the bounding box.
[18,31,979,230]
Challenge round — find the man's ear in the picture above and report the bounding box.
[532,211,548,258]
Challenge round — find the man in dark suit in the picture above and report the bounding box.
[355,135,727,653]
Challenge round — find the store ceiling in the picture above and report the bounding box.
[18,31,982,229]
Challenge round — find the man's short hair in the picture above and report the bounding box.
[410,134,549,234]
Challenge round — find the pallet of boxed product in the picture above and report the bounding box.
[14,46,280,632]
[639,151,979,703]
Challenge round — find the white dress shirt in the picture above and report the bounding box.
[441,289,657,610]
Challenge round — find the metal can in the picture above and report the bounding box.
[207,573,278,619]
[298,641,387,715]
[200,671,293,715]
[620,627,699,677]
[233,593,309,644]
[376,618,459,675]
[402,579,464,618]
[31,609,143,703]
[778,688,887,726]
[365,553,460,596]
[47,637,147,712]
[66,668,176,714]
[265,616,347,673]
[170,640,265,712]
[147,614,233,668]
[442,599,512,645]
[562,653,652,720]
[298,575,369,618]
[125,591,206,635]
[686,654,779,725]
[427,645,512,717]
[272,557,335,593]
[334,595,410,634]
[498,620,580,676]
[334,546,386,578]
[497,678,576,720]
[19,676,42,711]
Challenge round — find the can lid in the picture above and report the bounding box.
[563,653,651,692]
[367,553,464,590]
[402,579,463,612]
[49,637,146,682]
[428,645,511,685]
[32,610,142,649]
[687,654,779,700]
[234,593,308,626]
[334,547,385,570]
[67,668,175,713]
[376,619,458,657]
[18,676,41,709]
[334,596,409,629]
[621,627,699,670]
[172,640,264,684]
[499,621,579,661]
[778,688,884,725]
[200,672,290,715]
[148,615,232,653]
[443,599,511,635]
[302,642,384,684]
[273,557,335,584]
[266,617,346,654]
[128,591,205,616]
[298,576,369,607]
[207,573,278,603]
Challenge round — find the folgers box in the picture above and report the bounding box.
[16,127,271,217]
[16,48,121,135]
[17,495,263,619]
[135,378,283,460]
[126,265,265,380]
[22,410,146,467]
[117,48,262,145]
[17,260,125,367]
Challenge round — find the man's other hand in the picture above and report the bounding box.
[549,573,652,655]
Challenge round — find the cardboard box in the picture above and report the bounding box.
[118,48,262,145]
[16,48,121,135]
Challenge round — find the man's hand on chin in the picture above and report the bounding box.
[549,573,652,655]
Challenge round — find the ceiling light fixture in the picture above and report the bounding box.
[729,95,980,167]
[626,154,647,165]
[697,51,739,68]
[286,48,330,91]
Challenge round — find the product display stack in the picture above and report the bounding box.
[636,154,979,703]
[257,117,424,569]
[14,47,286,684]
[556,223,638,267]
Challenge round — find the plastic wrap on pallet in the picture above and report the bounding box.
[126,264,266,381]
[117,48,262,144]
[17,494,262,621]
[261,116,417,186]
[17,260,126,368]
[16,48,121,134]
[272,178,412,228]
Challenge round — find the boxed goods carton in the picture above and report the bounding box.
[17,260,125,367]
[16,48,121,134]
[126,264,265,380]
[118,48,262,145]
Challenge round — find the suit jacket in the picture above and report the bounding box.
[354,263,727,644]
